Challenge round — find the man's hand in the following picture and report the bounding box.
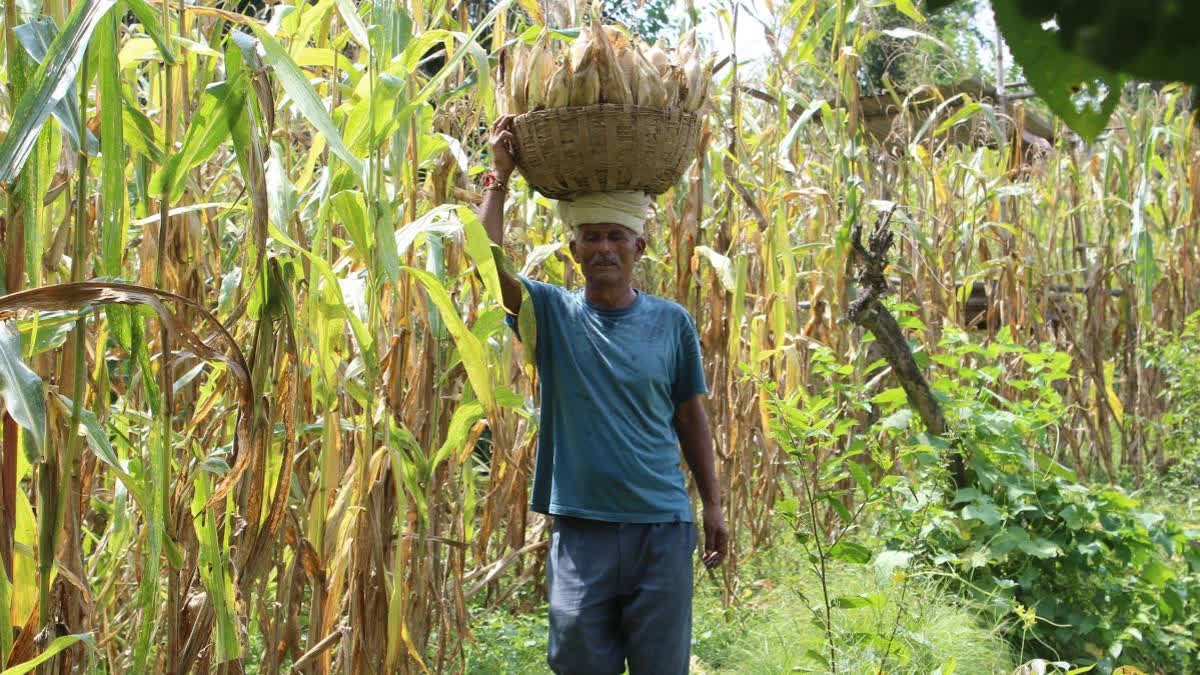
[701,503,728,569]
[490,115,517,179]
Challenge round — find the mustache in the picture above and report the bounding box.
[591,255,620,266]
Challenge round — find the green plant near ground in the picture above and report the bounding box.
[756,345,908,673]
[879,328,1200,674]
[1139,310,1200,486]
[460,541,1020,675]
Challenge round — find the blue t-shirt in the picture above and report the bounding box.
[508,277,708,523]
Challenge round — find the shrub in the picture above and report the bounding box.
[878,329,1200,673]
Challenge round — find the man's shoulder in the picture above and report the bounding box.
[638,292,695,323]
[520,277,577,303]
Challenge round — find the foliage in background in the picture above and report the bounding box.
[879,328,1200,673]
[1139,311,1200,486]
[929,0,1200,138]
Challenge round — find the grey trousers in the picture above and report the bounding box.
[546,517,696,675]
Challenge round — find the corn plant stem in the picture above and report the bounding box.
[0,0,25,592]
[45,48,95,673]
[155,0,176,667]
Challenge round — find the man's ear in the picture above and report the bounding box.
[568,237,580,263]
[634,236,647,259]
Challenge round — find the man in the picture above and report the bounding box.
[480,115,727,675]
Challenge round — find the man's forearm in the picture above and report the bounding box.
[677,399,720,509]
[480,169,511,247]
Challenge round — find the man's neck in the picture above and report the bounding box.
[584,282,637,309]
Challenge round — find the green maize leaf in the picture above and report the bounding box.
[245,25,364,177]
[373,204,401,283]
[694,246,735,292]
[333,0,369,49]
[0,0,118,186]
[431,401,485,472]
[404,267,495,418]
[1,633,95,675]
[97,3,128,277]
[58,394,148,509]
[460,207,504,307]
[124,0,175,63]
[331,190,373,263]
[149,77,244,203]
[13,18,95,154]
[0,322,46,462]
[991,0,1123,142]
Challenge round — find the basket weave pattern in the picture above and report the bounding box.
[512,104,700,200]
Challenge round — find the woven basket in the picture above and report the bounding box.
[511,104,700,200]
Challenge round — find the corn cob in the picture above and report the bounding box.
[526,30,554,111]
[544,60,573,108]
[590,9,632,104]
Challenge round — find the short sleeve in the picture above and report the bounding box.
[504,276,552,342]
[671,309,707,405]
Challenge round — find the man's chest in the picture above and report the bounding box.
[548,310,676,391]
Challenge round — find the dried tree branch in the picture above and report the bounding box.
[846,210,968,490]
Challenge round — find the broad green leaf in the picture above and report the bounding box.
[432,401,485,470]
[373,206,401,283]
[125,0,176,63]
[149,78,244,203]
[825,495,853,525]
[1,633,94,675]
[97,4,128,277]
[333,0,369,49]
[0,0,118,186]
[460,207,503,307]
[1059,503,1089,530]
[831,594,872,609]
[1017,534,1061,559]
[846,460,872,496]
[828,540,872,564]
[10,490,37,628]
[934,101,983,137]
[991,0,1123,141]
[265,143,297,229]
[0,322,46,462]
[962,501,1002,526]
[60,395,148,509]
[892,0,924,22]
[404,267,495,417]
[877,408,912,431]
[14,18,92,154]
[331,190,373,263]
[246,25,364,177]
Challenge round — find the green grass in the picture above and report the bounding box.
[462,542,1019,674]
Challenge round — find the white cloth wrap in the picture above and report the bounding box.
[556,191,651,236]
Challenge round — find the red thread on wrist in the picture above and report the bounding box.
[482,171,508,192]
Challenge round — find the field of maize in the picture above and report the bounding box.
[0,0,1196,671]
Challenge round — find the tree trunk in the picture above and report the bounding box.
[845,212,968,490]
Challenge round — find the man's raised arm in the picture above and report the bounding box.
[481,115,524,316]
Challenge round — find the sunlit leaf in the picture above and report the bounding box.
[0,0,117,185]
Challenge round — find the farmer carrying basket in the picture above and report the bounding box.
[478,17,725,674]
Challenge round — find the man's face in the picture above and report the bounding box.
[569,222,646,286]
